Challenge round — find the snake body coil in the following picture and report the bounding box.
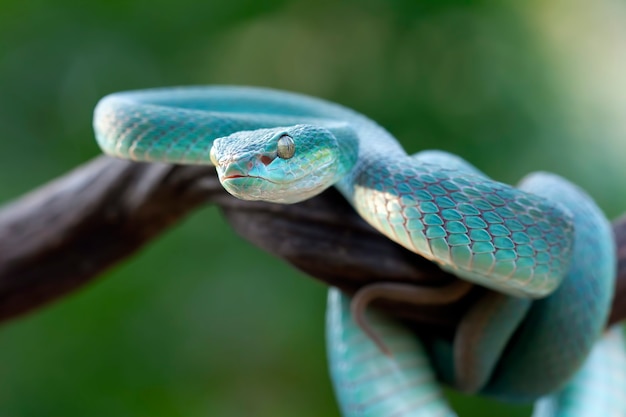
[94,86,619,417]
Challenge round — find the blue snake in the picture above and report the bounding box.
[93,86,620,416]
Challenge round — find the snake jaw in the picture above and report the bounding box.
[215,156,290,201]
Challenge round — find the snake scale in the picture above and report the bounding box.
[93,86,621,417]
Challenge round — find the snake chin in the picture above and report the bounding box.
[219,174,332,204]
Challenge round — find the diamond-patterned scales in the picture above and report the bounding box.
[353,157,574,299]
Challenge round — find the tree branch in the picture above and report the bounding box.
[0,156,622,336]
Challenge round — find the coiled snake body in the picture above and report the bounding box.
[94,86,620,417]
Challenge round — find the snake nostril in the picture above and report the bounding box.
[259,155,274,166]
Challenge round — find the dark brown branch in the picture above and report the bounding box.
[0,156,622,336]
[0,157,220,320]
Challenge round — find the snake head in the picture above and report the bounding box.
[211,124,345,203]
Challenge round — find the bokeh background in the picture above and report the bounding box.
[1,0,626,416]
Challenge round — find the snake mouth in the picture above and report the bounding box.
[222,174,280,184]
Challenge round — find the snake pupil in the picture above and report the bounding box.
[277,135,295,159]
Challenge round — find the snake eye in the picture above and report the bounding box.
[277,135,295,159]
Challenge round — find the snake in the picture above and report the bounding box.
[93,86,619,416]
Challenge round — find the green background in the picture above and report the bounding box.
[1,0,626,415]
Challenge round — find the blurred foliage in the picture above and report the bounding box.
[1,0,626,416]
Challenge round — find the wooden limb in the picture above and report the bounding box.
[0,156,622,336]
[610,213,626,326]
[0,157,219,321]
